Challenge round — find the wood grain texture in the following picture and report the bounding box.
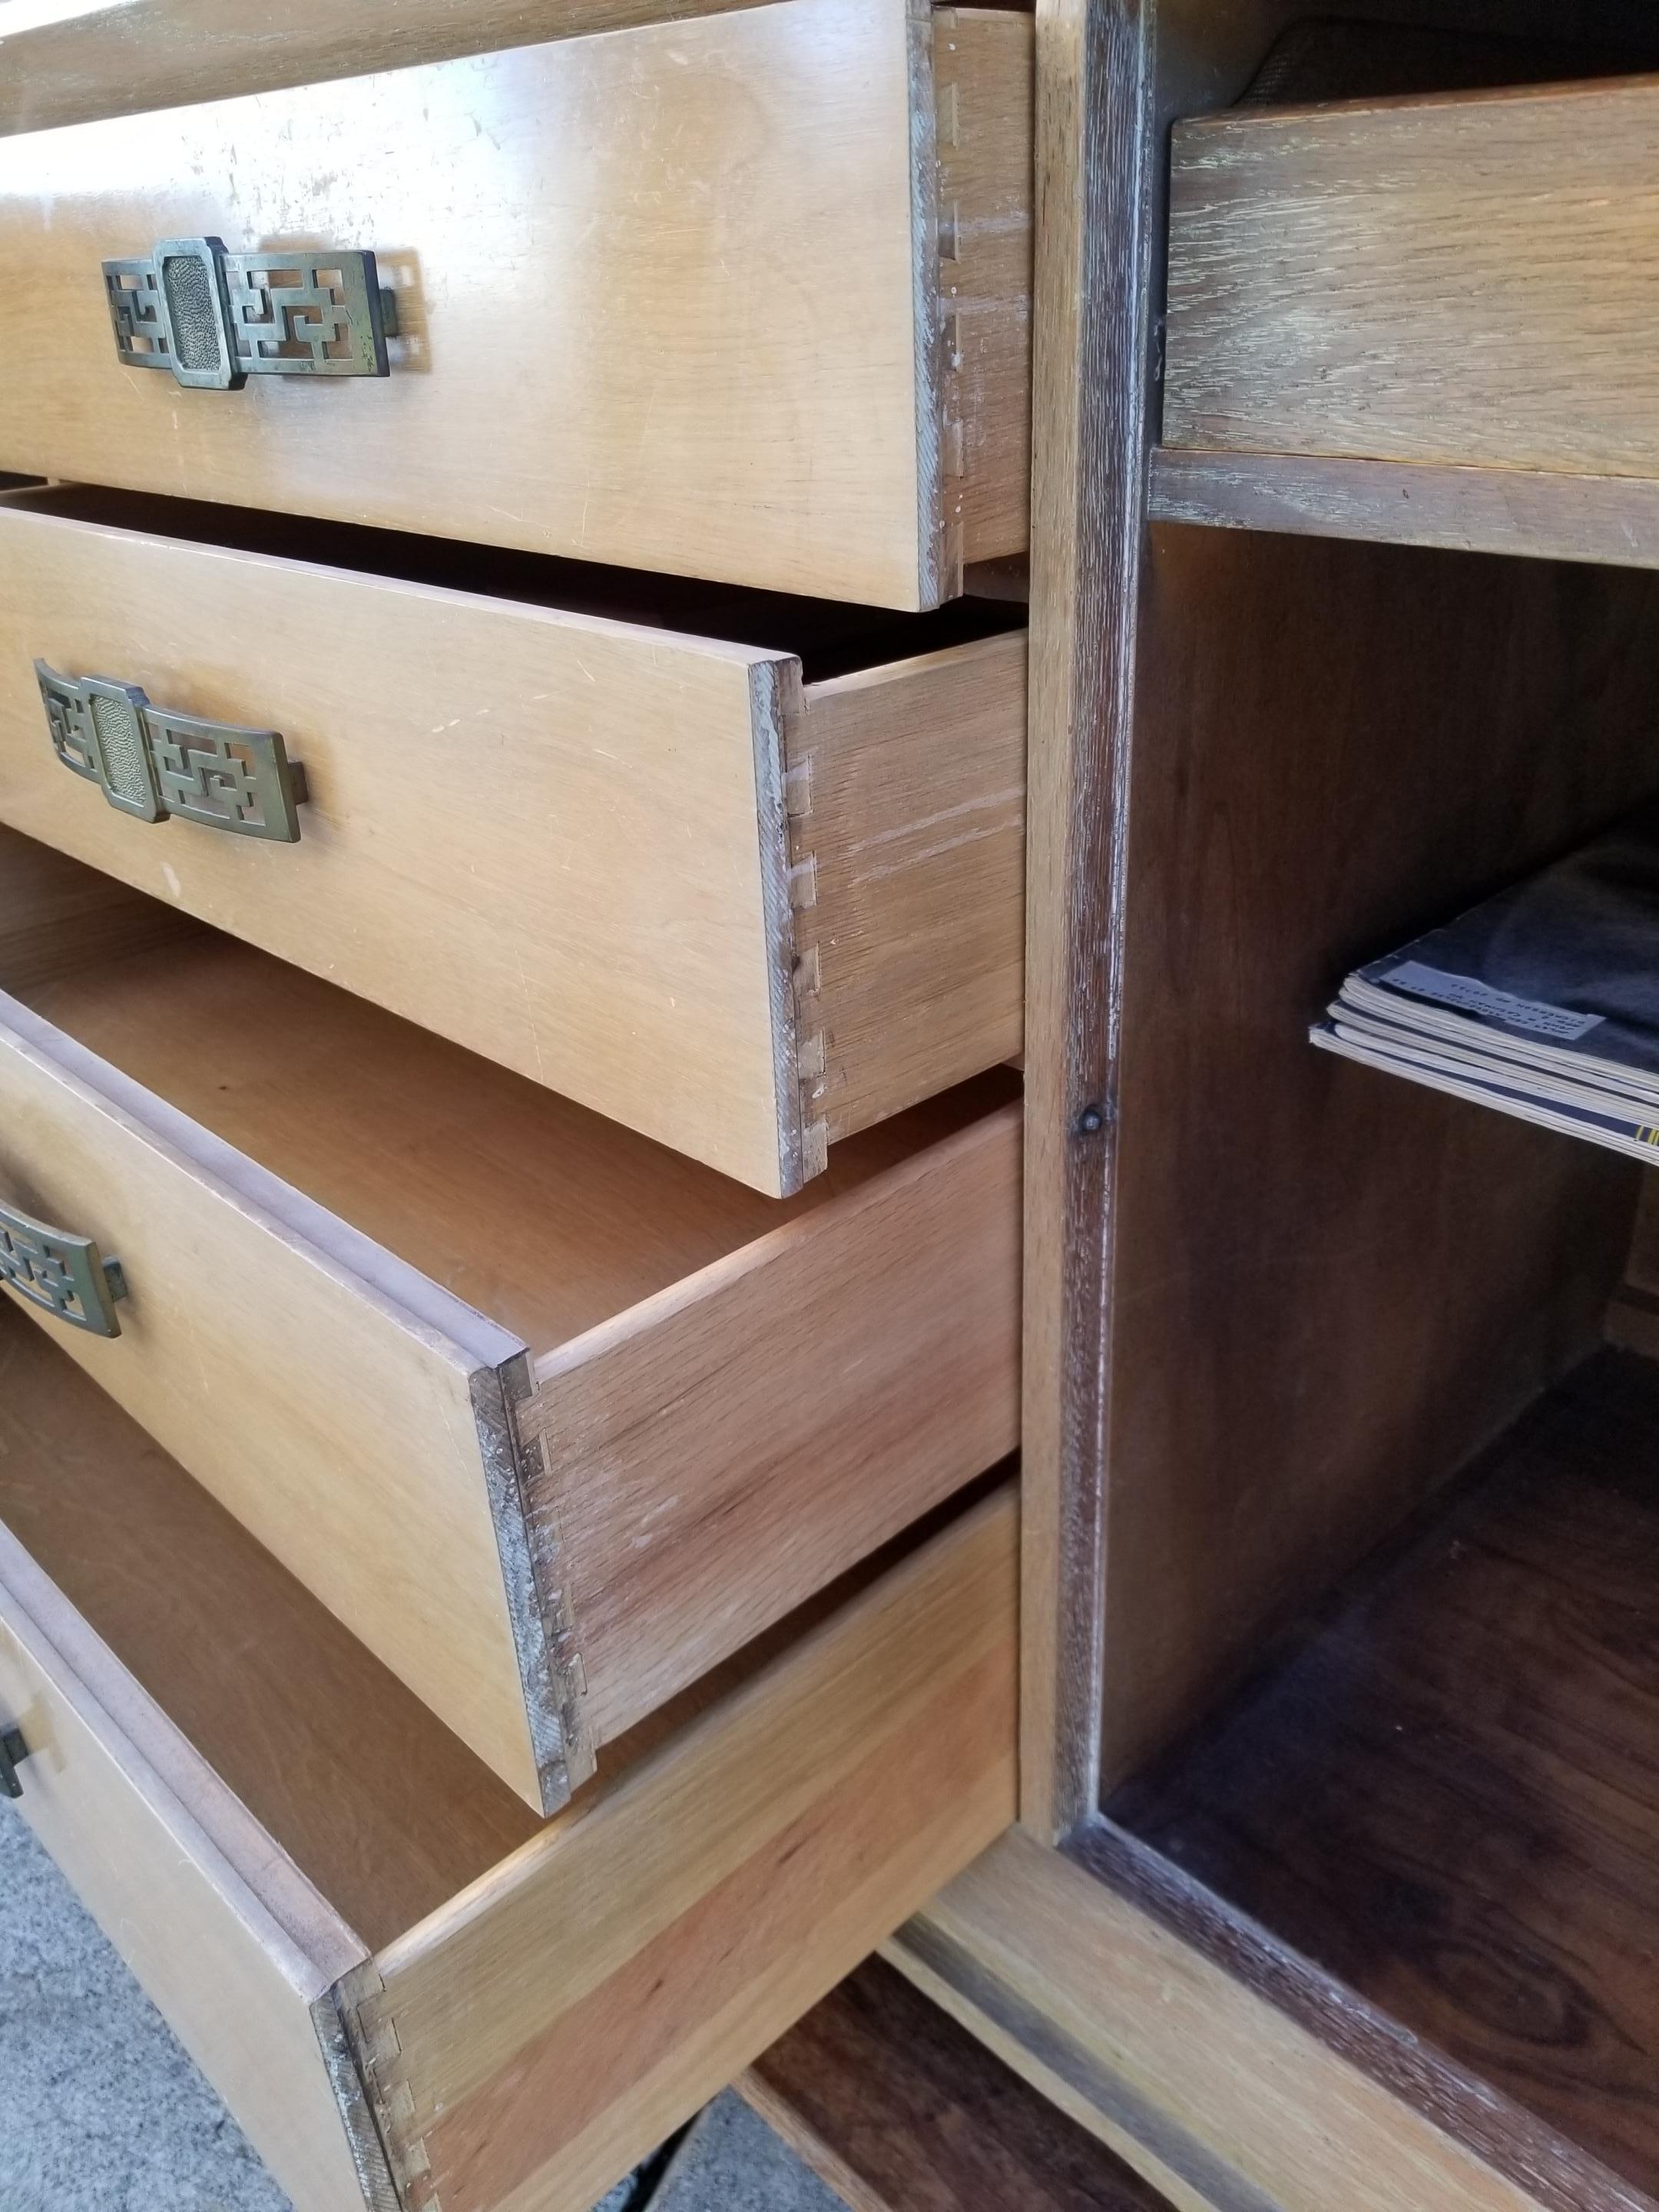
[355,1487,1019,2212]
[1015,0,1156,1837]
[0,1510,381,2212]
[793,630,1027,1155]
[0,803,198,991]
[0,831,1018,1805]
[1164,75,1659,480]
[1097,522,1658,1793]
[741,1953,1181,2212]
[1150,449,1659,569]
[0,1306,539,1952]
[0,492,795,1194]
[525,1101,1020,1744]
[0,494,1028,1191]
[1108,1347,1659,2204]
[0,974,553,1815]
[0,1294,1017,2212]
[940,8,1036,574]
[0,0,786,137]
[0,0,1030,609]
[892,1826,1581,2212]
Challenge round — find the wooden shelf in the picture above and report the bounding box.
[1157,66,1659,568]
[1148,448,1659,573]
[1104,1344,1659,2203]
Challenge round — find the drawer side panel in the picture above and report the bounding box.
[525,1101,1022,1746]
[358,1487,1019,2212]
[793,629,1026,1151]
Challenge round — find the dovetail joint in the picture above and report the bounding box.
[781,741,830,1175]
[336,1969,442,2212]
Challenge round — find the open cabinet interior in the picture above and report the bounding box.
[1092,503,1659,2194]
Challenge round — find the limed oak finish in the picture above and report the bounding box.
[0,0,1032,609]
[1161,72,1659,558]
[0,1309,1018,2212]
[0,831,1021,1813]
[0,485,1026,1195]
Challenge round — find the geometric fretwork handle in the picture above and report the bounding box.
[35,660,307,843]
[0,1196,129,1338]
[0,1725,31,1799]
[103,236,394,390]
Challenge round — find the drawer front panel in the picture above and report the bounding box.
[0,998,553,1812]
[0,502,792,1194]
[0,1522,381,2212]
[0,0,936,608]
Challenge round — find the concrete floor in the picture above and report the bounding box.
[0,1810,846,2212]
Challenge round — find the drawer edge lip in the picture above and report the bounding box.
[0,985,527,1378]
[526,1096,1023,1390]
[751,654,807,1200]
[0,494,800,674]
[0,1510,366,1995]
[477,1353,594,1813]
[909,0,946,613]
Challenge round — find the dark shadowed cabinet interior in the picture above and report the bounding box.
[890,5,1659,2212]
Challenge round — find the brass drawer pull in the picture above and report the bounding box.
[102,236,393,389]
[0,1198,128,1339]
[0,1725,31,1800]
[36,661,307,842]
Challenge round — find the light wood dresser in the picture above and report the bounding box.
[0,3,1035,2207]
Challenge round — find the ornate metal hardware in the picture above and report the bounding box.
[0,1198,128,1338]
[0,1726,31,1800]
[103,237,393,389]
[36,661,307,842]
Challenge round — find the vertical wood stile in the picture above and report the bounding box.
[1019,0,1154,1837]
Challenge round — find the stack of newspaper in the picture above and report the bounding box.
[1313,803,1659,1162]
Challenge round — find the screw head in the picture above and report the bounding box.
[1077,1104,1106,1135]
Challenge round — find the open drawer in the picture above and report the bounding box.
[0,0,1031,611]
[0,485,1026,1197]
[0,829,1022,1813]
[0,1308,1018,2212]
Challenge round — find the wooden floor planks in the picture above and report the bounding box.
[742,1955,1177,2212]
